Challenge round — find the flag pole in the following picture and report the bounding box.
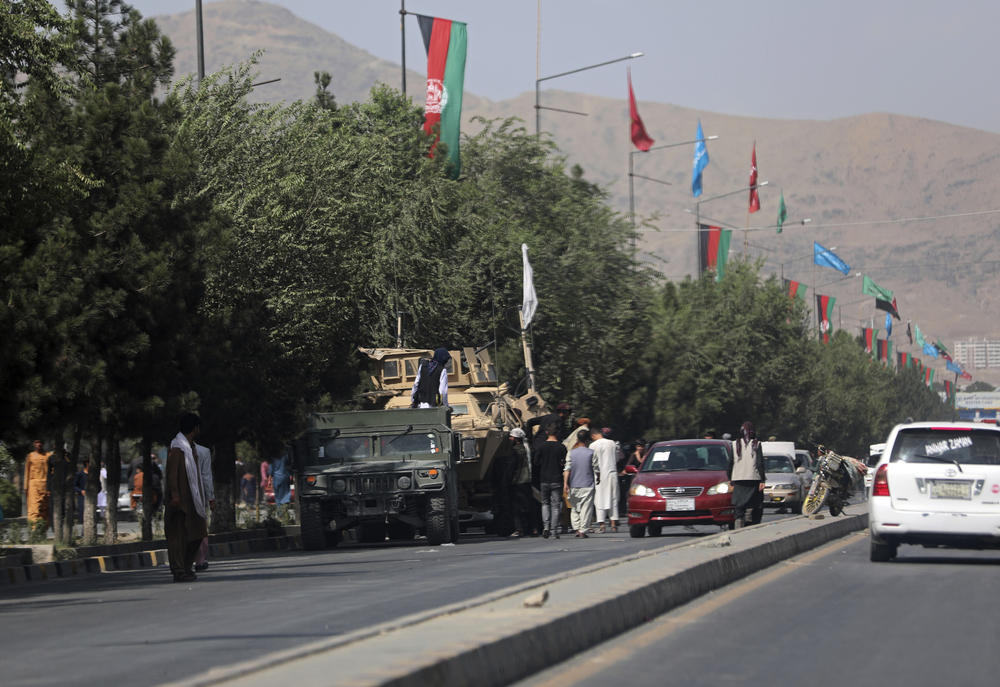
[399,1,407,95]
[519,311,537,393]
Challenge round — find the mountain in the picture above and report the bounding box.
[151,1,1000,383]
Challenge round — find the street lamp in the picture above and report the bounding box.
[629,135,719,229]
[535,52,644,137]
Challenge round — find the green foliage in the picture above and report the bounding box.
[0,478,21,518]
[965,381,995,392]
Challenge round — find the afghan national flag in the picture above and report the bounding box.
[698,224,732,281]
[748,143,760,213]
[875,338,885,361]
[417,14,467,177]
[935,340,952,362]
[875,296,900,320]
[783,278,807,304]
[925,367,934,386]
[776,191,787,233]
[898,352,908,369]
[945,379,953,398]
[816,293,835,343]
[863,327,874,353]
[627,68,654,151]
[887,340,893,363]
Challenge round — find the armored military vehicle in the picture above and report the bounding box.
[293,407,462,549]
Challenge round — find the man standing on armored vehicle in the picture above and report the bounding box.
[410,348,451,408]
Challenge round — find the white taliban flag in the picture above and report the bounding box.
[521,243,537,328]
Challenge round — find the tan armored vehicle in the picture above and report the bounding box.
[358,346,547,518]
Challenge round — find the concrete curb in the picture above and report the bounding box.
[181,509,867,687]
[0,535,302,586]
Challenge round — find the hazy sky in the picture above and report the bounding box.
[130,0,1000,133]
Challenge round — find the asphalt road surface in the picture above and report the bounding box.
[519,531,1000,687]
[0,511,796,687]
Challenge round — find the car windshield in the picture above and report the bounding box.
[765,455,795,473]
[642,444,729,472]
[379,432,442,457]
[311,437,371,466]
[889,428,1000,466]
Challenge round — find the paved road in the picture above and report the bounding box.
[519,532,1000,687]
[0,511,793,687]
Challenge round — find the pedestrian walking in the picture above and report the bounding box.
[23,439,51,527]
[270,453,291,505]
[165,413,208,582]
[534,425,567,539]
[729,421,766,528]
[563,429,597,537]
[590,427,620,533]
[509,428,537,536]
[193,443,215,572]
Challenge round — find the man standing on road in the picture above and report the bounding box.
[563,428,597,538]
[165,413,208,582]
[193,443,215,573]
[535,425,567,539]
[590,427,620,533]
[729,421,766,528]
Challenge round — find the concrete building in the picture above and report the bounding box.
[952,338,1000,369]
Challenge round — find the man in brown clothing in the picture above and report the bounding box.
[165,413,208,582]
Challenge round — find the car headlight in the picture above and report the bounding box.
[629,484,656,497]
[774,483,797,491]
[397,475,412,490]
[706,481,731,495]
[331,479,346,493]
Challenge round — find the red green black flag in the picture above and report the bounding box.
[416,14,468,177]
[816,293,835,343]
[698,224,732,281]
[783,278,807,304]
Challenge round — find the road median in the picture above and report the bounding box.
[178,506,868,687]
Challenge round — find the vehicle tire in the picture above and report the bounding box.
[426,495,449,545]
[870,538,897,562]
[802,480,828,516]
[299,501,327,551]
[449,513,460,544]
[387,520,415,541]
[358,522,387,543]
[629,524,646,538]
[648,524,663,537]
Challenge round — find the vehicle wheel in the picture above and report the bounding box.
[629,524,646,538]
[426,495,449,545]
[299,501,327,551]
[802,480,828,516]
[726,520,736,531]
[449,513,460,544]
[648,524,663,537]
[870,539,897,562]
[358,522,387,543]
[387,520,415,541]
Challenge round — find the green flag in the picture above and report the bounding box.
[776,191,787,233]
[914,323,927,348]
[862,275,893,301]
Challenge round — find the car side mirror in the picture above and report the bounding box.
[625,465,638,474]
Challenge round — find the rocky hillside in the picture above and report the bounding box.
[151,0,1000,383]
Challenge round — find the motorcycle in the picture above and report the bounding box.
[802,445,867,516]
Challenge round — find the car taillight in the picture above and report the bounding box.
[872,464,890,496]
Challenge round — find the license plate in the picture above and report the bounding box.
[771,496,783,502]
[930,481,971,500]
[666,497,695,511]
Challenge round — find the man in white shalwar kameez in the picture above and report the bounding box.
[590,427,619,531]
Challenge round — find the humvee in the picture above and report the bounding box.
[293,407,462,549]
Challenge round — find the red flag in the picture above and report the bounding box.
[748,143,760,213]
[627,68,654,151]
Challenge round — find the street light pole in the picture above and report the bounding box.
[535,52,644,138]
[195,0,205,84]
[629,135,718,229]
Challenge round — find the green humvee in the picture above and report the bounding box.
[292,407,464,549]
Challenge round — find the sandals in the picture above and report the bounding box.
[597,524,607,534]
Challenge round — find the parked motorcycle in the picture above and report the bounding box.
[802,446,867,516]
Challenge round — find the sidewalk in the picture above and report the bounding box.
[175,507,868,687]
[1,525,301,586]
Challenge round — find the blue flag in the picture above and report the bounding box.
[813,242,850,275]
[692,119,709,197]
[923,342,939,358]
[885,312,893,337]
[946,360,962,375]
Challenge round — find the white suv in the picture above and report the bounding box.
[869,422,1000,561]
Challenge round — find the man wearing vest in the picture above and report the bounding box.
[410,348,451,408]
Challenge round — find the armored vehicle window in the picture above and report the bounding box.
[313,437,371,465]
[450,404,469,415]
[404,359,418,377]
[380,432,441,456]
[383,360,399,379]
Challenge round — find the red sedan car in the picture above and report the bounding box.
[626,439,735,537]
